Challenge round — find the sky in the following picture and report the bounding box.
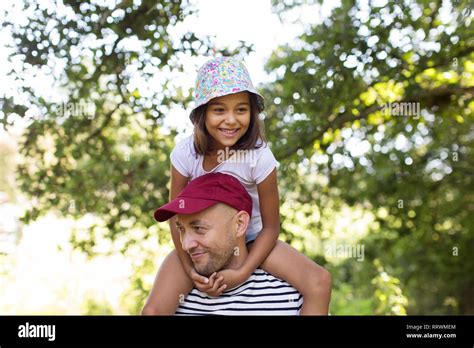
[163,0,330,135]
[179,0,329,84]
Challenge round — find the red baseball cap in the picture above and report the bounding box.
[153,173,252,222]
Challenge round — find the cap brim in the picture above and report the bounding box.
[153,197,219,222]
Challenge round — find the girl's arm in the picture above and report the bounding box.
[216,169,280,289]
[169,164,194,276]
[240,168,280,276]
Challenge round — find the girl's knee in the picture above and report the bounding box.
[159,249,186,274]
[304,264,332,295]
[141,304,161,315]
[163,248,180,264]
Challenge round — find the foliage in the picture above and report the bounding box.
[82,297,114,315]
[266,0,473,314]
[1,0,251,252]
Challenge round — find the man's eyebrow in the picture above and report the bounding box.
[189,220,210,227]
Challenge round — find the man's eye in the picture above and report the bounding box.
[194,226,205,233]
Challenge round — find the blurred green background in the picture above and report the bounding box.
[0,0,472,315]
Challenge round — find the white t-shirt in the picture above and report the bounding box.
[170,135,279,242]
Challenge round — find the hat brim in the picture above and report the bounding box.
[153,197,219,222]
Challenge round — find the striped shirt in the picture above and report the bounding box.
[176,268,303,315]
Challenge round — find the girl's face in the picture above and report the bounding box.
[205,91,251,151]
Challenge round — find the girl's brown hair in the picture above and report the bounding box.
[190,92,266,156]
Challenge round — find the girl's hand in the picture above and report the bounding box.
[190,268,227,297]
[215,268,248,290]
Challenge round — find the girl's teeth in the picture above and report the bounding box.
[220,129,237,133]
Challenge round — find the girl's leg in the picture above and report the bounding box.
[141,249,194,315]
[250,240,332,315]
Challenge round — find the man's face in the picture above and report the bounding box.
[176,203,237,276]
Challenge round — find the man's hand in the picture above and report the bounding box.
[215,268,248,291]
[190,268,227,297]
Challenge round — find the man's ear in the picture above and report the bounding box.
[234,211,250,238]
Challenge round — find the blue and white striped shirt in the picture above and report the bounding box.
[176,268,303,315]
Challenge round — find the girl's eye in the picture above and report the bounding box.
[237,108,248,113]
[213,108,225,113]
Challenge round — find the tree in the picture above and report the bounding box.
[1,0,251,254]
[265,0,473,314]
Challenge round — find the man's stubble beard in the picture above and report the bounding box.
[194,227,236,277]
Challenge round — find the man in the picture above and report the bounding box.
[142,173,320,315]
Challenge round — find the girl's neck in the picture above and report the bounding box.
[208,139,226,156]
[206,149,219,158]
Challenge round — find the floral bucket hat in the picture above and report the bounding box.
[189,56,265,121]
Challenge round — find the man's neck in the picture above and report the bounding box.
[226,241,249,271]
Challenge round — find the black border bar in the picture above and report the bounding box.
[0,315,472,346]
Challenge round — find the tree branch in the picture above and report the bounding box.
[85,102,123,143]
[277,85,474,162]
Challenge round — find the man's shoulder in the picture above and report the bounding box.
[176,268,303,316]
[228,268,292,290]
[240,268,296,291]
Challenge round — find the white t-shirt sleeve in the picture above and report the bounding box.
[252,144,279,185]
[170,137,193,178]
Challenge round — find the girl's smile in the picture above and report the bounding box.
[218,128,240,137]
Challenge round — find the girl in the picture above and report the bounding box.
[143,56,331,315]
